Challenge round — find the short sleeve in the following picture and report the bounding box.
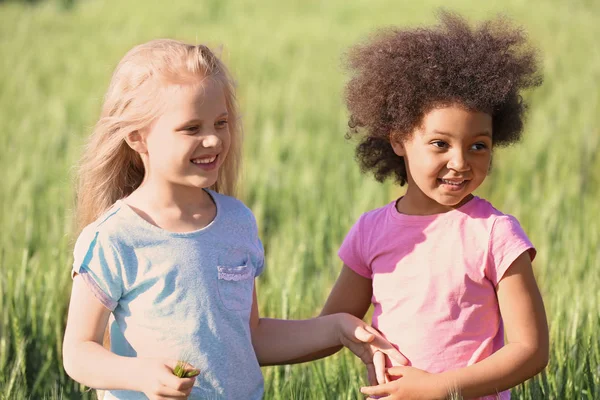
[338,214,371,278]
[72,227,124,311]
[486,215,537,286]
[253,236,265,278]
[248,211,265,278]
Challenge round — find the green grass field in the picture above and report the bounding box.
[0,0,598,398]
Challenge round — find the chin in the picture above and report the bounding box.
[198,181,218,190]
[437,194,470,207]
[185,177,218,189]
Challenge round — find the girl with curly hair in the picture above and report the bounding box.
[319,11,549,400]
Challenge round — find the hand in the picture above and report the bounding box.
[136,358,197,400]
[360,366,447,400]
[335,314,408,386]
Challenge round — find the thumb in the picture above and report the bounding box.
[354,325,375,343]
[364,326,409,366]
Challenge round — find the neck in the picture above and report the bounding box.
[129,176,212,215]
[398,184,473,216]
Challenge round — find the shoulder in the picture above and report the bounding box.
[72,202,132,276]
[464,196,503,218]
[209,190,258,228]
[74,202,131,251]
[341,202,393,244]
[462,196,521,228]
[465,196,532,248]
[357,201,393,227]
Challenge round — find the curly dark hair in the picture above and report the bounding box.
[344,11,543,185]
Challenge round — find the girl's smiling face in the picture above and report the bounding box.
[131,78,230,191]
[391,105,493,215]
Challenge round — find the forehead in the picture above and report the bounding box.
[421,106,492,133]
[161,78,227,117]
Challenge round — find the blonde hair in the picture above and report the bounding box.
[76,39,241,231]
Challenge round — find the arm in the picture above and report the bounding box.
[313,264,375,359]
[63,275,195,398]
[322,264,374,316]
[258,264,374,364]
[250,267,405,367]
[63,275,140,390]
[361,252,549,399]
[249,292,349,366]
[438,251,549,398]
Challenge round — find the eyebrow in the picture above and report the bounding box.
[175,112,229,130]
[431,129,492,138]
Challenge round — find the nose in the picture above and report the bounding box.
[200,131,222,149]
[447,149,470,172]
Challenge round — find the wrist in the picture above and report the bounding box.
[433,371,457,400]
[317,313,343,348]
[332,313,345,345]
[124,357,149,392]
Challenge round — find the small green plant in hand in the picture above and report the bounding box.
[173,359,200,378]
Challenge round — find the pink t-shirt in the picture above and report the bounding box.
[339,196,535,400]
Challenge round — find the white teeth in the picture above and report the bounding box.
[191,156,216,164]
[441,179,464,186]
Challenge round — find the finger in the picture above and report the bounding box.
[154,383,194,398]
[386,366,405,377]
[158,371,196,392]
[162,361,198,390]
[364,326,409,366]
[373,351,386,385]
[340,336,368,360]
[354,325,375,343]
[360,382,394,396]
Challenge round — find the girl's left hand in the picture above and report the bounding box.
[360,366,446,400]
[335,314,408,385]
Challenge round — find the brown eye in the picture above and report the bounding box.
[431,140,448,149]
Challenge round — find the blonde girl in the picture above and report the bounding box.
[62,39,404,400]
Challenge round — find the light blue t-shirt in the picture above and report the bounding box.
[72,190,265,399]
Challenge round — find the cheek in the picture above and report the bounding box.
[474,154,492,172]
[221,130,232,153]
[409,153,444,175]
[146,133,171,154]
[147,139,185,167]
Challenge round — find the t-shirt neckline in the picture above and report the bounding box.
[116,188,220,237]
[388,195,480,224]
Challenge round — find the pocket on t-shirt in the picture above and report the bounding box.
[217,263,255,311]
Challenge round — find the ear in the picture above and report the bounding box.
[390,133,405,157]
[124,130,147,154]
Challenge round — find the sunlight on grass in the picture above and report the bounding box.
[0,0,598,398]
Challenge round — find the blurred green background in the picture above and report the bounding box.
[0,0,598,398]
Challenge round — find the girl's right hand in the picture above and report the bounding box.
[136,359,197,400]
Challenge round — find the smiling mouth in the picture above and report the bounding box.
[190,154,219,169]
[437,178,468,190]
